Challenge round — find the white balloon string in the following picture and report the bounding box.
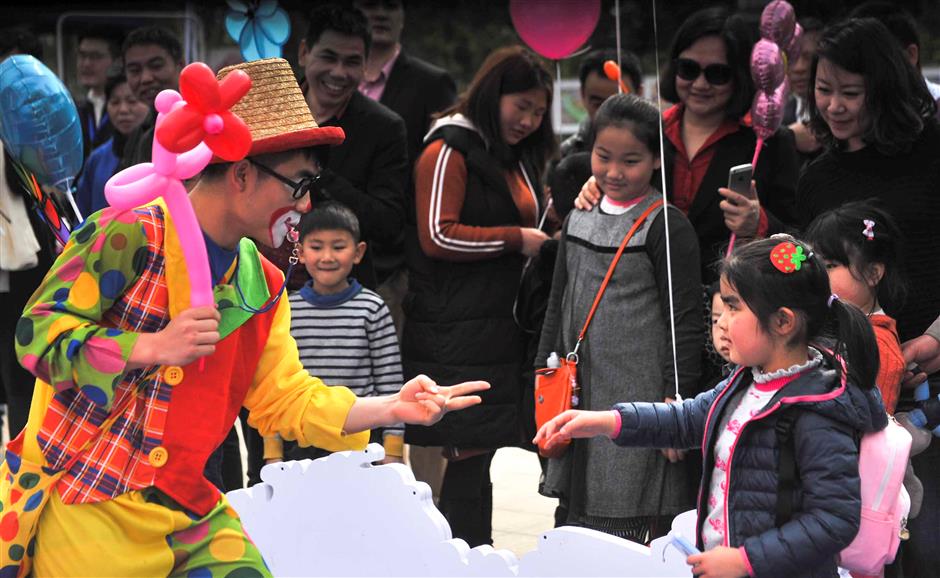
[615,0,623,94]
[57,176,84,224]
[652,0,682,403]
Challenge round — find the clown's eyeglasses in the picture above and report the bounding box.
[249,159,323,201]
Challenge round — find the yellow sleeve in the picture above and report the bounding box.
[243,295,370,452]
[382,433,404,458]
[262,434,284,460]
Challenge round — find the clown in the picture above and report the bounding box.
[2,58,487,577]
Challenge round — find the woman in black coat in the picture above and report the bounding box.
[794,19,940,576]
[403,46,556,547]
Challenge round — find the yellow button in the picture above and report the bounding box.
[163,366,184,385]
[148,446,169,468]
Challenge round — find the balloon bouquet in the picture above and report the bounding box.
[105,62,253,309]
[0,55,85,247]
[727,0,801,255]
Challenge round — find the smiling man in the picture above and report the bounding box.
[264,4,407,292]
[118,26,184,170]
[5,57,486,577]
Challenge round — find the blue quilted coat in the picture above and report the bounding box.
[612,361,886,578]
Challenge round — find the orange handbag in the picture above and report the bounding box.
[535,199,663,458]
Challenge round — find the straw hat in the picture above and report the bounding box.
[216,57,344,156]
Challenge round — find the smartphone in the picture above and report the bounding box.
[669,532,701,557]
[727,163,753,198]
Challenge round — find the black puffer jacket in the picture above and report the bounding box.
[612,359,886,578]
[403,122,542,449]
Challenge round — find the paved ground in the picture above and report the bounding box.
[490,447,557,557]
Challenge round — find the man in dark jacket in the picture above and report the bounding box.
[270,4,407,291]
[76,30,120,159]
[352,1,457,497]
[118,26,183,170]
[354,0,457,171]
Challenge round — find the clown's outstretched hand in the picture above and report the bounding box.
[343,376,489,433]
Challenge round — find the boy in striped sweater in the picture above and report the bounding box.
[265,202,405,464]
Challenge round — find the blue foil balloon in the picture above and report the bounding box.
[0,55,83,188]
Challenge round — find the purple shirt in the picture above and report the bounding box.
[358,46,400,102]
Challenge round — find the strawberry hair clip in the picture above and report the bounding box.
[770,241,812,273]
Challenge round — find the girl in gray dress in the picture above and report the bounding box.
[537,94,702,542]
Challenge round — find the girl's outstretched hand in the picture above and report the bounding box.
[393,375,490,425]
[687,546,749,578]
[533,409,620,450]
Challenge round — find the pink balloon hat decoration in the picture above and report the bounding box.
[156,62,253,161]
[105,90,216,308]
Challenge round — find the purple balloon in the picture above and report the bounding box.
[751,39,785,94]
[752,82,788,141]
[760,0,796,47]
[786,23,804,65]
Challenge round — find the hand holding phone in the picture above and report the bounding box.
[727,163,753,199]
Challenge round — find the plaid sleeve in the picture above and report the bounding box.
[14,208,146,410]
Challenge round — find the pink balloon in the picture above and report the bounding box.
[752,82,788,141]
[760,0,796,47]
[751,39,785,94]
[785,23,804,65]
[510,0,601,60]
[105,96,214,308]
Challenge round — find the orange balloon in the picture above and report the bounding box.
[602,60,631,94]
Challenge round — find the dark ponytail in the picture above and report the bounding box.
[721,236,878,390]
[826,297,879,391]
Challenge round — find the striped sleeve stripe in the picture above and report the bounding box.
[429,144,504,253]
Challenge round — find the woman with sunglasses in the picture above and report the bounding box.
[576,7,799,283]
[403,45,556,548]
[662,7,799,282]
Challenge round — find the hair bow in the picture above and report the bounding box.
[862,219,876,241]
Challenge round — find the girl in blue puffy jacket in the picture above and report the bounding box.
[535,235,887,578]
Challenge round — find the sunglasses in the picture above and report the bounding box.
[674,58,734,86]
[249,159,326,201]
